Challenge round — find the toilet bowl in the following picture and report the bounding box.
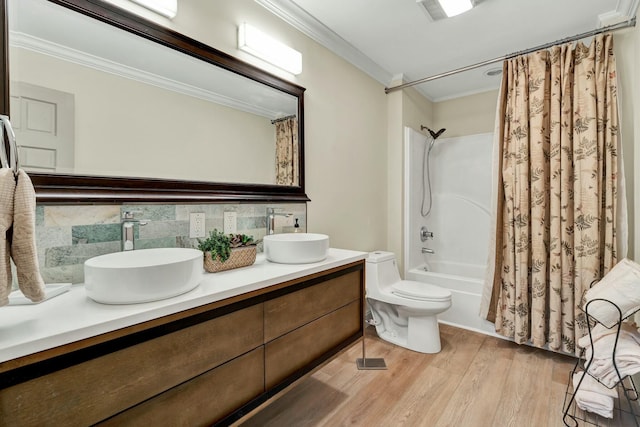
[366,251,452,353]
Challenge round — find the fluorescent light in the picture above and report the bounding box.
[416,0,475,21]
[238,23,302,75]
[129,0,177,19]
[438,0,473,17]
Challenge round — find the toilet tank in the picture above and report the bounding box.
[366,251,401,290]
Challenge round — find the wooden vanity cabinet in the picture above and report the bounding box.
[264,270,362,389]
[99,347,266,427]
[0,260,364,426]
[0,303,265,427]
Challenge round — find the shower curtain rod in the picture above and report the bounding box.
[384,17,636,94]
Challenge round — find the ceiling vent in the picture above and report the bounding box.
[417,0,477,21]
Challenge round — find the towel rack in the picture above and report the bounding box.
[562,297,640,426]
[0,114,19,176]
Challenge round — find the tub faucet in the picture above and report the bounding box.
[266,207,292,235]
[422,247,435,254]
[122,211,148,251]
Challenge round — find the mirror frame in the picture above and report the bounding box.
[0,0,309,203]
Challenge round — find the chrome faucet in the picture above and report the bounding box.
[420,226,434,241]
[122,211,148,251]
[266,207,292,235]
[422,247,435,254]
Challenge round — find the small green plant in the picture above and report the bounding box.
[197,229,255,262]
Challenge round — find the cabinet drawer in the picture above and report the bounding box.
[264,270,361,342]
[265,300,361,389]
[0,303,263,427]
[98,347,265,427]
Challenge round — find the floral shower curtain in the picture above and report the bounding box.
[275,116,299,186]
[483,33,624,355]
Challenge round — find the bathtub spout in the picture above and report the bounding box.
[422,247,435,254]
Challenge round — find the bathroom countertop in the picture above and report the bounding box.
[0,248,367,364]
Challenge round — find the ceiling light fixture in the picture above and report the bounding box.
[238,23,302,75]
[129,0,177,19]
[417,0,475,20]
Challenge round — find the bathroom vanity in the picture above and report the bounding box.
[0,249,365,426]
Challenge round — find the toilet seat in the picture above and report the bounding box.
[391,281,451,302]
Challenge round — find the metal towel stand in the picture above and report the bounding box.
[356,300,387,370]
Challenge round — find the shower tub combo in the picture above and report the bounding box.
[406,261,496,336]
[403,127,497,336]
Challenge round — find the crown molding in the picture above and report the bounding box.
[255,0,394,86]
[617,0,640,19]
[598,0,639,26]
[10,31,281,119]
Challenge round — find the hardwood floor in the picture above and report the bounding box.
[237,324,640,427]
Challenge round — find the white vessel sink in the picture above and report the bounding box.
[263,233,329,264]
[84,248,203,304]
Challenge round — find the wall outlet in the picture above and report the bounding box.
[189,213,206,238]
[223,211,237,234]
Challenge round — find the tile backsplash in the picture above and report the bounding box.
[33,203,307,284]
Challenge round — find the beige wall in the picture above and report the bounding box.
[386,85,434,272]
[634,22,640,259]
[109,0,389,252]
[434,90,498,138]
[385,84,404,267]
[615,24,639,259]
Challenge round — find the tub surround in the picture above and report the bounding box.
[407,266,499,336]
[403,129,495,336]
[403,129,492,273]
[0,248,365,426]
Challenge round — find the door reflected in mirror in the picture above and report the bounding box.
[8,0,300,186]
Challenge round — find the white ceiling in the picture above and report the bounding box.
[257,0,638,101]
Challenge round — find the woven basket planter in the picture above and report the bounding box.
[203,246,257,273]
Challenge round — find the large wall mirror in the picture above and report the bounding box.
[0,0,308,203]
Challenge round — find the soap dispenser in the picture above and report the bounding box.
[294,218,301,233]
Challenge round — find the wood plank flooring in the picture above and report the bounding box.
[237,324,640,427]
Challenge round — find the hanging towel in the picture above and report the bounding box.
[9,169,45,303]
[572,371,617,419]
[583,258,640,327]
[0,168,16,306]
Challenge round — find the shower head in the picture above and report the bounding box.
[420,125,446,140]
[428,128,446,140]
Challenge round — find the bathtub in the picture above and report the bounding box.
[406,260,498,337]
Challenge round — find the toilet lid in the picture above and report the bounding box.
[392,281,451,302]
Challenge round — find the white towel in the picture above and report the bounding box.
[584,334,640,388]
[572,371,617,419]
[578,322,640,350]
[584,258,640,327]
[9,170,45,303]
[0,168,16,306]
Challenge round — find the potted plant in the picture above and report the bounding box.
[198,229,257,273]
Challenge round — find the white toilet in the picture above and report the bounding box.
[366,251,452,353]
